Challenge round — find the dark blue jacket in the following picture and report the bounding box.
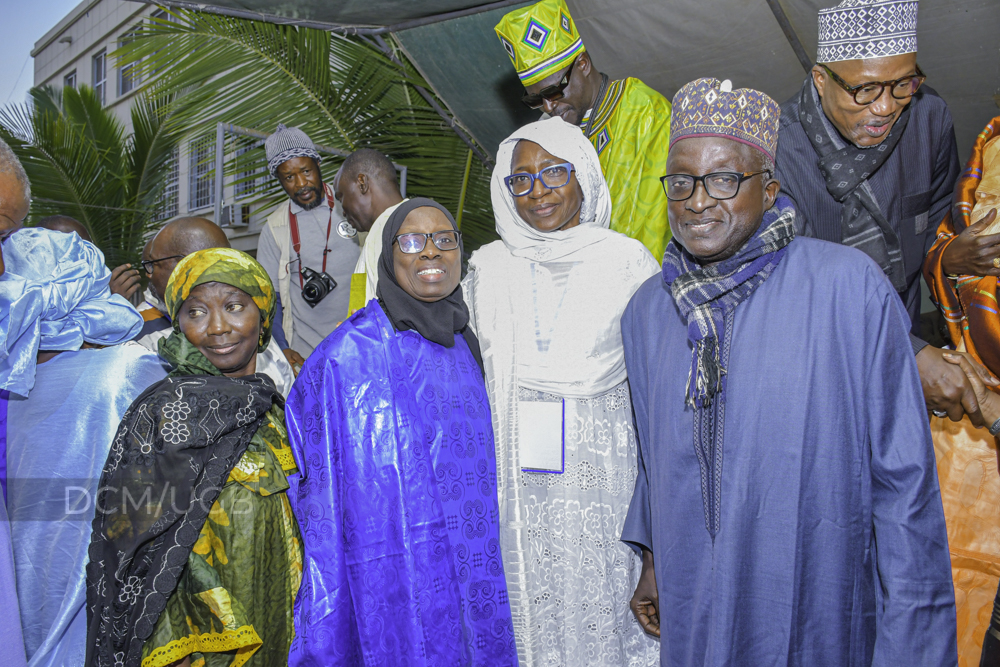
[775,81,960,345]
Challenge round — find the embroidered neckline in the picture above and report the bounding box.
[583,77,625,139]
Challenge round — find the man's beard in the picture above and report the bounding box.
[294,185,324,210]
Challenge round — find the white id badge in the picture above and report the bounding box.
[518,399,565,473]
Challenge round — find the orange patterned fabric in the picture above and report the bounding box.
[924,115,1000,666]
[924,115,1000,373]
[933,415,1000,667]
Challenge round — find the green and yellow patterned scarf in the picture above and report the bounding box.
[165,247,275,351]
[159,247,276,376]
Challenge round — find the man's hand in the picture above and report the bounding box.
[942,352,992,412]
[109,263,141,300]
[629,548,660,638]
[940,208,1000,276]
[283,347,306,375]
[917,346,1000,426]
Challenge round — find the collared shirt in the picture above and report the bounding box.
[775,81,960,341]
[256,194,360,356]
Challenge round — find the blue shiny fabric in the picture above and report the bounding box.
[285,300,517,666]
[6,344,167,667]
[0,228,142,397]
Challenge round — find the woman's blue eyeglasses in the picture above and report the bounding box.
[504,163,575,197]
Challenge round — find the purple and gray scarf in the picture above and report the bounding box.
[662,195,796,536]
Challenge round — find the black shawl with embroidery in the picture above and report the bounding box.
[84,338,280,666]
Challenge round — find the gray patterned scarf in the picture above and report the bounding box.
[662,197,796,537]
[798,78,910,291]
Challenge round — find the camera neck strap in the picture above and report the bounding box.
[288,183,335,288]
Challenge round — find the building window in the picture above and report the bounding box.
[188,135,215,211]
[154,149,179,221]
[233,138,265,200]
[148,9,176,75]
[117,27,141,97]
[92,50,106,104]
[63,70,77,89]
[150,8,175,22]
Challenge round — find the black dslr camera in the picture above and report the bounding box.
[299,267,337,308]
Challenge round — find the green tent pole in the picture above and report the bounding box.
[455,148,474,229]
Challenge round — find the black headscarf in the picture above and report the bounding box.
[376,197,483,372]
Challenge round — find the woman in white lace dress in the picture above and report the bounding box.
[462,117,660,666]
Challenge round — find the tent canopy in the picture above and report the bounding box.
[157,0,999,161]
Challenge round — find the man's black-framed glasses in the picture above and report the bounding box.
[521,57,578,109]
[140,255,184,273]
[820,63,926,106]
[505,163,575,197]
[660,170,770,201]
[394,230,462,255]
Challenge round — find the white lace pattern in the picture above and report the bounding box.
[516,383,659,666]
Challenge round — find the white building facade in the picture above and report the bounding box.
[31,0,267,253]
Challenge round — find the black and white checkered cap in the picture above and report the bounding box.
[817,0,918,63]
[265,123,322,175]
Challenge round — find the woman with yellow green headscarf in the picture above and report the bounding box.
[85,248,303,667]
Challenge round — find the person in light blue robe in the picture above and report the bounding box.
[285,198,517,665]
[0,228,167,667]
[621,78,957,666]
[0,496,27,667]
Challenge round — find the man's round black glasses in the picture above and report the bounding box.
[820,63,926,106]
[505,163,575,197]
[521,56,579,109]
[394,231,461,255]
[141,255,185,273]
[660,170,770,201]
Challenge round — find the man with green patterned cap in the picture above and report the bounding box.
[496,0,672,261]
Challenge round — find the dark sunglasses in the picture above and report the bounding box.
[140,255,184,274]
[521,56,578,110]
[820,63,926,106]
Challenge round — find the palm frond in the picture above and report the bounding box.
[116,9,497,248]
[0,84,182,268]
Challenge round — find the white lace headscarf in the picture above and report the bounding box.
[491,117,612,262]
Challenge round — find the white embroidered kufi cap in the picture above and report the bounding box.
[817,0,918,63]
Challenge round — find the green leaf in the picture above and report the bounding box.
[116,8,497,250]
[0,84,182,268]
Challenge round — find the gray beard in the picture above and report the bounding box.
[298,193,324,210]
[295,187,324,211]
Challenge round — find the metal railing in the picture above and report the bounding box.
[213,121,408,226]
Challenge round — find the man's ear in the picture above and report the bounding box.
[577,52,592,77]
[763,175,781,211]
[357,173,370,195]
[811,65,826,100]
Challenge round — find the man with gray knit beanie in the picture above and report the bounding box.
[256,124,360,368]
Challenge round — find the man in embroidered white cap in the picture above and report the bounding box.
[623,76,957,666]
[773,0,1000,427]
[256,123,360,366]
